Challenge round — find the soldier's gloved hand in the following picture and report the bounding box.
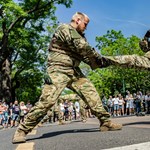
[95,55,112,68]
[139,39,149,52]
[43,73,52,85]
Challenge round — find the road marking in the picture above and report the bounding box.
[103,142,150,150]
[16,142,34,150]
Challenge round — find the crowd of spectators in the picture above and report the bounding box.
[45,100,93,124]
[1,90,150,129]
[0,98,92,129]
[0,100,32,129]
[41,90,150,124]
[103,91,150,117]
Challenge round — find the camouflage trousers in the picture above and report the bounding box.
[106,51,150,69]
[78,99,88,121]
[40,109,63,124]
[18,66,110,133]
[40,109,54,123]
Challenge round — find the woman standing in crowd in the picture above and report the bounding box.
[59,99,65,120]
[118,94,125,116]
[107,96,114,116]
[2,101,9,128]
[0,100,5,128]
[19,101,28,123]
[129,94,134,115]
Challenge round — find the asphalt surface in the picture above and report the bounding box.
[0,115,150,150]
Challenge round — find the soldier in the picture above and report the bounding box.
[37,108,54,126]
[12,12,122,144]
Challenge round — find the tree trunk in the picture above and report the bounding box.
[0,59,12,102]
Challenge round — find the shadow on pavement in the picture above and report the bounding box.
[123,121,150,126]
[27,128,99,141]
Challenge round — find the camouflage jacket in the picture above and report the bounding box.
[144,51,150,58]
[48,23,102,70]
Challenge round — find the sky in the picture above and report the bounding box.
[55,0,150,47]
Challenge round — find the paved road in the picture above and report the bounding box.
[0,115,150,150]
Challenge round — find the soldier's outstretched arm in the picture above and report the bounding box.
[105,53,150,69]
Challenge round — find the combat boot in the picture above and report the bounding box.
[12,129,27,144]
[100,121,122,132]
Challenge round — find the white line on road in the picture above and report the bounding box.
[103,142,150,150]
[16,142,34,150]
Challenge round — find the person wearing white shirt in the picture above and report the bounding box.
[112,95,119,116]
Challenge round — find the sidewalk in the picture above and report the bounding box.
[85,115,150,129]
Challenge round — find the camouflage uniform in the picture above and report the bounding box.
[13,22,123,144]
[40,109,53,124]
[78,98,88,121]
[39,103,60,124]
[16,24,110,133]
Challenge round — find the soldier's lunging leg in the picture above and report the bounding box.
[78,99,87,122]
[38,109,53,127]
[70,76,122,131]
[12,71,70,143]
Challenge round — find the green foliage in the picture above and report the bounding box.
[0,0,73,102]
[96,30,144,56]
[88,29,150,98]
[15,68,43,104]
[88,68,116,97]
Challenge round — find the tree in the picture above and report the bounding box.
[88,30,150,97]
[0,0,73,102]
